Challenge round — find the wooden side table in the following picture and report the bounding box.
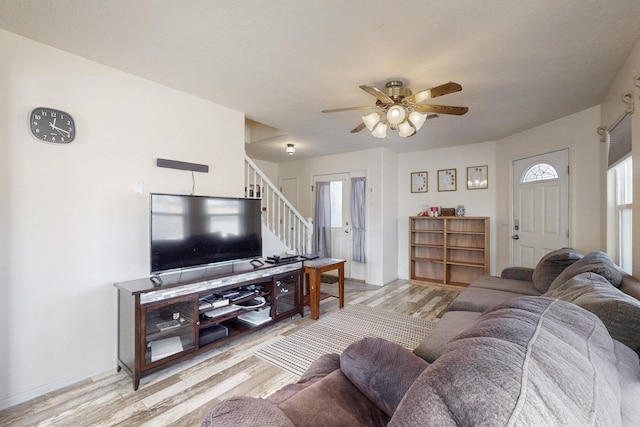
[303,258,345,320]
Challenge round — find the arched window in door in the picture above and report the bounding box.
[522,162,559,183]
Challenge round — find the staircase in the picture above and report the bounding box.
[245,156,313,255]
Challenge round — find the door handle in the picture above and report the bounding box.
[344,229,351,234]
[512,234,519,240]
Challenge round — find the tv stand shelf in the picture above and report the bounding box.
[114,260,303,390]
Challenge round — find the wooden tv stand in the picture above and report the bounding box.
[114,260,303,390]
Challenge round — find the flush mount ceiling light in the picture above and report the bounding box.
[322,80,468,139]
[286,143,295,155]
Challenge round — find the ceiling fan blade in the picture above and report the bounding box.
[322,105,380,113]
[350,123,366,133]
[405,82,462,104]
[359,85,394,105]
[413,104,468,115]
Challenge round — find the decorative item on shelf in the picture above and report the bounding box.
[429,206,440,217]
[438,168,457,192]
[467,165,488,189]
[441,207,455,217]
[455,205,466,217]
[411,171,428,193]
[246,184,262,198]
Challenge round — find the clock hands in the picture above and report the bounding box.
[48,118,71,137]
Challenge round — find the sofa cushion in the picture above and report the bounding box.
[500,266,534,282]
[548,251,622,292]
[267,353,341,405]
[340,337,428,417]
[469,274,541,296]
[201,396,295,427]
[277,368,390,427]
[545,272,640,352]
[413,311,481,362]
[390,297,622,426]
[532,247,583,292]
[448,286,524,312]
[613,340,640,426]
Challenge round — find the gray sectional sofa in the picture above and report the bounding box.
[415,248,640,363]
[203,248,640,426]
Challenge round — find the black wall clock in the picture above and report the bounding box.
[29,107,75,144]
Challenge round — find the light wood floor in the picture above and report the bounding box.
[0,280,459,427]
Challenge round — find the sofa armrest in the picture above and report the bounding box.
[340,337,428,417]
[500,266,534,282]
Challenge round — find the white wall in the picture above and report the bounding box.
[600,38,640,278]
[0,30,245,408]
[494,106,602,272]
[397,141,498,278]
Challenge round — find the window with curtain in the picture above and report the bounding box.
[607,112,632,273]
[350,177,366,263]
[610,156,633,273]
[314,181,331,257]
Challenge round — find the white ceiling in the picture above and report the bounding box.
[2,1,640,162]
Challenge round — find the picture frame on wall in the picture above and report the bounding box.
[467,165,488,190]
[437,169,457,192]
[411,171,428,193]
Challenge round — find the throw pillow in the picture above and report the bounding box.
[547,250,622,292]
[545,272,640,351]
[531,247,583,293]
[340,337,428,417]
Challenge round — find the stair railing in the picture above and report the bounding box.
[244,156,313,255]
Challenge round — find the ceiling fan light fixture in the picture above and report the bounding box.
[372,122,388,138]
[286,143,295,155]
[409,111,428,130]
[398,121,415,137]
[362,112,381,131]
[387,105,406,125]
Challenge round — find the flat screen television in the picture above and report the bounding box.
[150,193,262,274]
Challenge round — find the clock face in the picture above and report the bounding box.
[30,107,75,144]
[438,169,457,192]
[411,172,427,193]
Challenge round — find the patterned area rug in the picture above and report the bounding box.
[255,304,436,376]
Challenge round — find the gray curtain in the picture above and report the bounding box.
[351,177,366,263]
[314,181,331,257]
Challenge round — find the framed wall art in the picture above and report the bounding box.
[467,165,488,189]
[411,171,428,193]
[437,169,457,192]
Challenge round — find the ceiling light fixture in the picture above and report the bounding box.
[324,80,468,139]
[286,143,295,155]
[362,107,429,139]
[362,112,381,131]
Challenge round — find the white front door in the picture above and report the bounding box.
[313,173,354,279]
[512,149,570,267]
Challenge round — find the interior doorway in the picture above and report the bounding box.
[511,149,570,267]
[279,176,298,209]
[312,172,366,281]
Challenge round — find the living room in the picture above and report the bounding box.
[1,1,640,421]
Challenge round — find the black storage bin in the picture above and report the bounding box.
[199,324,228,346]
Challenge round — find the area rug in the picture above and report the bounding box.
[255,304,436,376]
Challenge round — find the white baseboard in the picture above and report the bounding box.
[0,362,114,411]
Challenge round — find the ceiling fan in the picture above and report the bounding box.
[322,80,468,138]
